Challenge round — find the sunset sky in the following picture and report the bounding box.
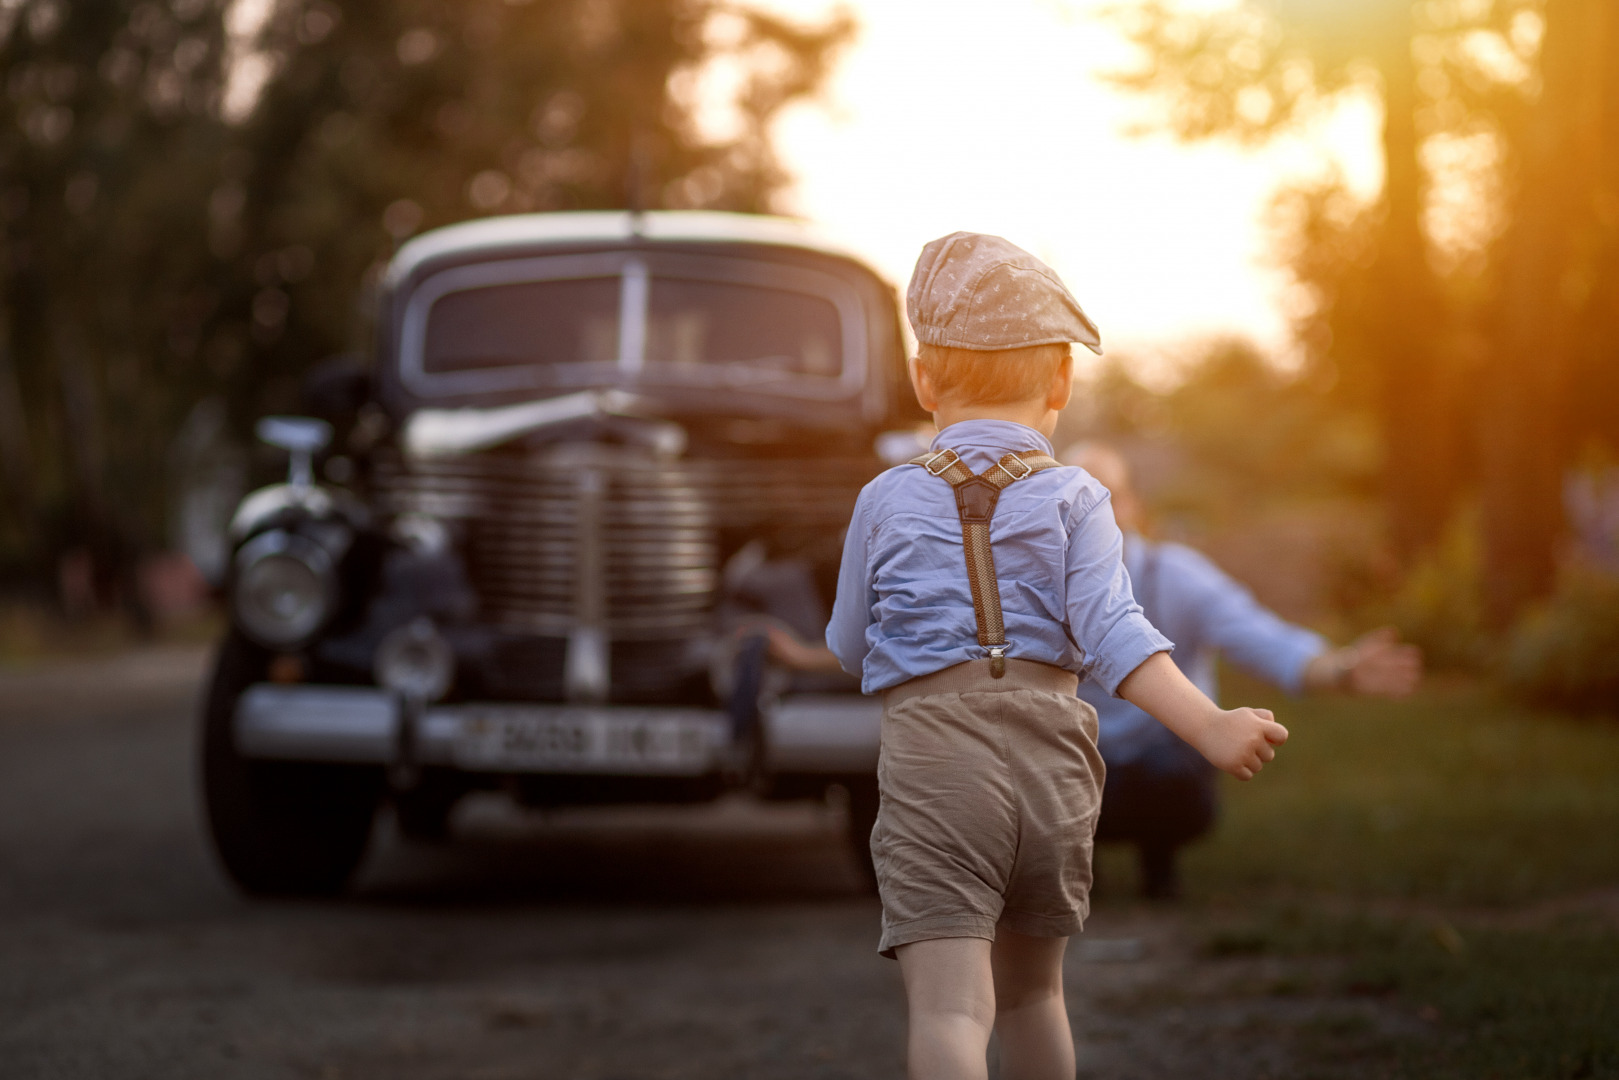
[726,0,1386,369]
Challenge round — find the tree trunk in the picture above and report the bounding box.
[1479,0,1611,621]
[1370,10,1454,559]
[0,329,36,545]
[53,321,128,617]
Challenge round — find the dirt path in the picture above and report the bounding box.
[0,645,1411,1079]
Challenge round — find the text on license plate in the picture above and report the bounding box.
[452,707,724,774]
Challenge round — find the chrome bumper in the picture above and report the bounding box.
[233,685,880,776]
[761,694,881,773]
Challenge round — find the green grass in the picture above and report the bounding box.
[1195,906,1619,1078]
[1190,672,1619,904]
[1168,674,1619,1077]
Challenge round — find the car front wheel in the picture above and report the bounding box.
[200,633,381,896]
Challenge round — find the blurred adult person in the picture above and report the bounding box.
[1065,442,1422,899]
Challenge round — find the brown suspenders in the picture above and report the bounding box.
[908,447,1063,677]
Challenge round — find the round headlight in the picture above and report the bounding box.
[233,531,337,648]
[375,617,455,702]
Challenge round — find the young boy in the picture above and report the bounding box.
[825,232,1288,1080]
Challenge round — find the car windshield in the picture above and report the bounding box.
[644,278,840,379]
[403,252,860,399]
[424,276,622,371]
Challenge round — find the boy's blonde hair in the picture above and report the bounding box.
[915,342,1071,406]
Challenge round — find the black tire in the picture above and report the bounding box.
[845,774,880,894]
[200,633,382,896]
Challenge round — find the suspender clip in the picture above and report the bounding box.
[997,453,1033,482]
[988,647,1006,679]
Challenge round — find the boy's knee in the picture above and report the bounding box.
[914,997,998,1035]
[906,975,997,1030]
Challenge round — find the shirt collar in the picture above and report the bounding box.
[930,419,1055,457]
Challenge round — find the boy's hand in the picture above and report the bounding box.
[1194,707,1288,781]
[1117,652,1289,780]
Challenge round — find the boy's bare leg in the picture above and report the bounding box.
[895,937,996,1080]
[991,930,1074,1080]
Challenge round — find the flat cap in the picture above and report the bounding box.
[906,232,1102,354]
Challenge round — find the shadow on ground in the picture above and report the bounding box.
[356,796,870,909]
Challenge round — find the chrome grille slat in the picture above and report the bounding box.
[372,445,872,648]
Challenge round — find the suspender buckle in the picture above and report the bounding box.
[921,448,960,476]
[998,453,1033,482]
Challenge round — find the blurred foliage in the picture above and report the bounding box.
[1107,0,1619,625]
[1064,338,1391,626]
[1069,338,1381,520]
[1105,0,1414,143]
[0,0,852,613]
[1380,506,1492,671]
[1073,341,1619,697]
[1504,564,1619,713]
[0,0,234,619]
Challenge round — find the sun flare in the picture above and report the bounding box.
[733,0,1384,362]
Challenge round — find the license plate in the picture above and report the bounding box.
[451,706,726,775]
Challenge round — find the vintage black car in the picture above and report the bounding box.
[202,211,923,895]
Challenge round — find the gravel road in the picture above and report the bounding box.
[0,645,1382,1079]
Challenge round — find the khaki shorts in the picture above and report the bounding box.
[871,658,1104,958]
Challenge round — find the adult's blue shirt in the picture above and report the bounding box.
[1080,535,1327,770]
[826,419,1171,695]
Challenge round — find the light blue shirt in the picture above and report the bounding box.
[1079,535,1328,769]
[826,419,1172,695]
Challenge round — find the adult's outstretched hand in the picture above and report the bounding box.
[1306,626,1423,698]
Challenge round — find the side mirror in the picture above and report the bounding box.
[256,416,332,488]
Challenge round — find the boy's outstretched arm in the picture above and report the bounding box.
[1117,652,1288,781]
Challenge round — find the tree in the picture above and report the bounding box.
[1108,0,1463,557]
[1478,0,1619,617]
[0,0,232,614]
[1107,0,1619,620]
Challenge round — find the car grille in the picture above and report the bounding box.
[372,446,874,643]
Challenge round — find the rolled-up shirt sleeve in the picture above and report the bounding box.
[1171,547,1327,694]
[1064,492,1173,694]
[825,489,876,678]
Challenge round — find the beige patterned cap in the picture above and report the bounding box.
[906,231,1102,354]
